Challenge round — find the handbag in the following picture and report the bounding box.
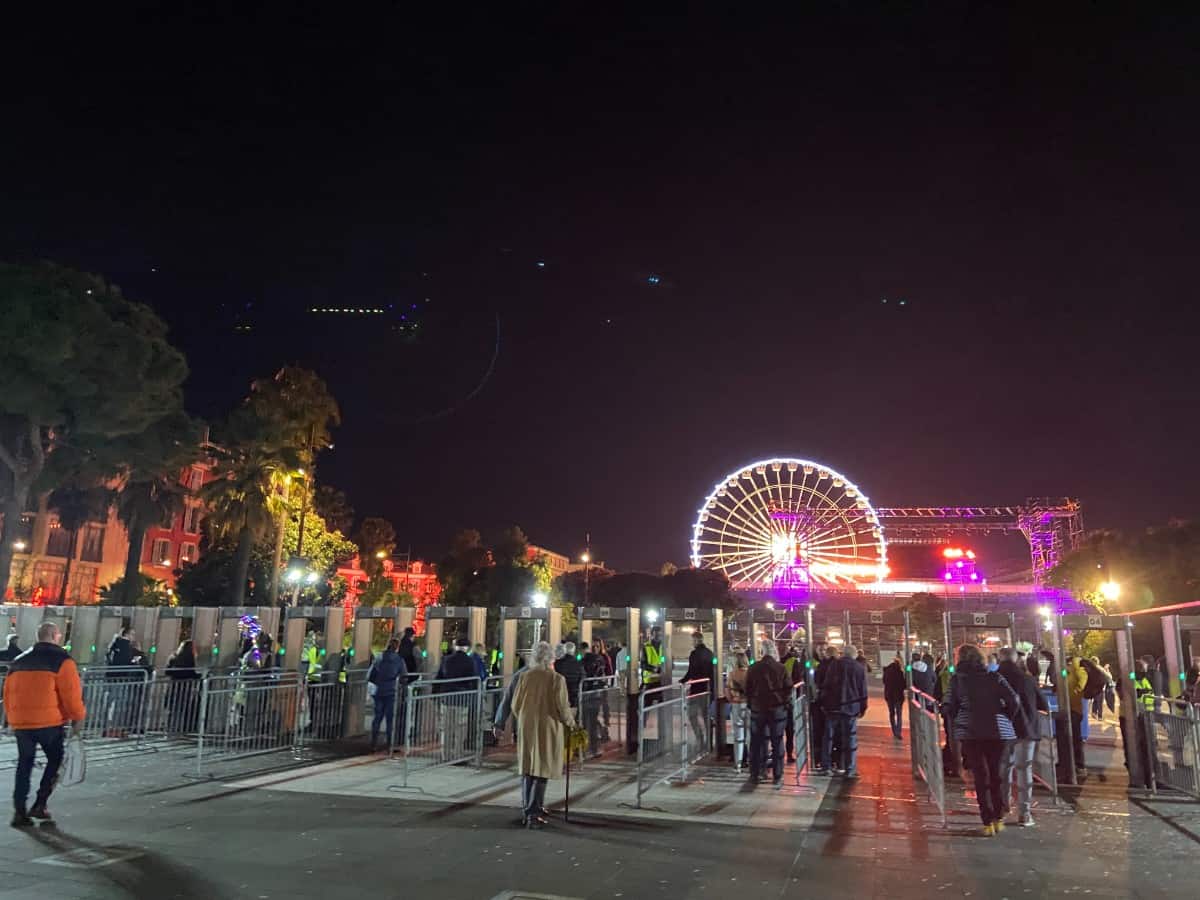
[61,734,86,787]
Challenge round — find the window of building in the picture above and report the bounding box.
[180,542,198,564]
[45,524,73,558]
[160,507,177,529]
[151,538,173,567]
[187,468,204,492]
[183,504,202,534]
[79,524,105,563]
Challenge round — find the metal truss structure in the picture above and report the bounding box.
[876,498,1084,584]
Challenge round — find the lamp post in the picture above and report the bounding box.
[579,549,591,644]
[1099,580,1121,605]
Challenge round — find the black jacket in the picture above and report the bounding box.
[554,655,585,707]
[997,660,1046,740]
[107,636,134,667]
[744,656,792,714]
[820,656,868,717]
[397,636,418,674]
[882,661,906,703]
[0,640,22,662]
[944,664,1023,741]
[911,661,935,696]
[682,644,715,697]
[434,651,479,693]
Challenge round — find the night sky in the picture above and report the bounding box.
[4,6,1199,573]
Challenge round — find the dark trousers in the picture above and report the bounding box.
[785,703,795,759]
[886,698,903,738]
[520,774,547,818]
[810,704,826,764]
[823,713,859,774]
[14,726,65,813]
[626,693,640,754]
[963,738,1008,825]
[1070,710,1085,769]
[371,693,396,748]
[749,707,787,782]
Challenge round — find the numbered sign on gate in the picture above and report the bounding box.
[683,608,697,620]
[973,613,988,626]
[774,611,786,622]
[519,607,531,618]
[1087,615,1102,628]
[869,611,883,625]
[598,607,611,618]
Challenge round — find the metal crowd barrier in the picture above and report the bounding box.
[481,674,514,751]
[635,678,711,808]
[578,675,623,760]
[907,688,947,827]
[1144,696,1200,799]
[392,676,483,787]
[1032,708,1059,804]
[792,688,810,774]
[194,676,305,773]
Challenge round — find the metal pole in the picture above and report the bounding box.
[1053,614,1077,786]
[195,674,209,778]
[635,689,645,808]
[903,611,912,690]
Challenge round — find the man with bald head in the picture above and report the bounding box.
[4,622,86,826]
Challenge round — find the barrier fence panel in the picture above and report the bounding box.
[194,677,305,775]
[482,674,514,752]
[396,677,483,786]
[1144,697,1200,799]
[79,668,150,741]
[1032,708,1059,804]
[579,675,622,759]
[792,688,809,775]
[635,678,711,808]
[907,688,946,827]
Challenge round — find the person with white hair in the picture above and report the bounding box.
[818,643,868,778]
[511,641,576,829]
[743,639,792,787]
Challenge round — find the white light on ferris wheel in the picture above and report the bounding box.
[689,457,887,590]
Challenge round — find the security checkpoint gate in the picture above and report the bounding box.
[577,605,628,650]
[942,611,1015,661]
[96,607,130,663]
[499,605,561,677]
[217,607,281,668]
[1051,613,1140,787]
[846,609,911,684]
[349,606,403,669]
[15,605,45,650]
[282,606,345,674]
[1161,615,1200,699]
[150,607,197,671]
[423,606,486,674]
[750,608,810,655]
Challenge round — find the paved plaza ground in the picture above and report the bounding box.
[0,688,1195,899]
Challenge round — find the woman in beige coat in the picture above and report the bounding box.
[511,640,576,829]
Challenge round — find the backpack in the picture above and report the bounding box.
[1080,659,1107,700]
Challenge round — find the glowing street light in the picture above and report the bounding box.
[12,541,26,552]
[375,549,388,559]
[645,609,659,625]
[1038,606,1051,618]
[1099,581,1121,603]
[530,591,548,609]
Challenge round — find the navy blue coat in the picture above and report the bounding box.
[370,650,408,696]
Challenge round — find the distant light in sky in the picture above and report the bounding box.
[536,260,546,268]
[647,274,661,285]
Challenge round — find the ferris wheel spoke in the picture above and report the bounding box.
[709,496,774,545]
[724,552,777,586]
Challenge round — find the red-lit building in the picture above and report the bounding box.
[139,457,219,588]
[337,556,442,634]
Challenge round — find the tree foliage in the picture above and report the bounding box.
[0,262,188,598]
[1047,522,1200,612]
[354,516,397,578]
[99,573,172,607]
[891,592,947,646]
[314,485,354,536]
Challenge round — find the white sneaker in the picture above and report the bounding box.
[1018,814,1035,827]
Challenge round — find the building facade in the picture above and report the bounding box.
[336,556,442,634]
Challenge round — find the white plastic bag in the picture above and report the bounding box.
[367,682,377,698]
[61,735,86,787]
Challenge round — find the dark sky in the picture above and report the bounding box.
[4,5,1199,573]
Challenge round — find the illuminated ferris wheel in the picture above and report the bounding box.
[690,458,888,589]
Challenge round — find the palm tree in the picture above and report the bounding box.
[201,449,283,606]
[114,474,187,606]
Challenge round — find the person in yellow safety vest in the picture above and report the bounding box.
[641,625,667,689]
[302,635,323,683]
[1133,665,1155,712]
[489,648,501,676]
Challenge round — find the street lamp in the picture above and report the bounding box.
[375,549,388,560]
[13,541,26,552]
[531,591,548,643]
[1099,581,1121,604]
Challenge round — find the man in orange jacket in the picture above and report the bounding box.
[3,621,86,827]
